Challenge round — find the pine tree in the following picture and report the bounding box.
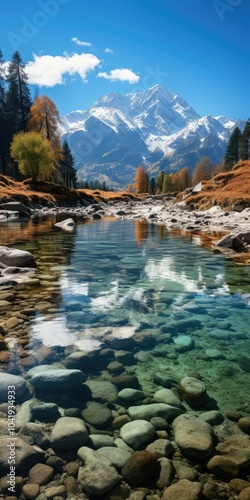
[60,140,78,188]
[224,127,241,171]
[240,120,250,161]
[156,171,164,193]
[0,49,7,174]
[150,177,156,195]
[6,51,31,132]
[162,172,172,192]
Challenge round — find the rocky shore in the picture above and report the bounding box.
[0,198,250,499]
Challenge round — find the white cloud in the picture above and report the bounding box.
[71,37,92,47]
[97,68,139,84]
[105,48,114,54]
[26,52,101,87]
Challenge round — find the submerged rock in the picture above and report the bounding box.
[172,414,213,459]
[50,417,89,450]
[0,373,27,402]
[30,369,86,391]
[180,376,206,408]
[0,246,36,268]
[120,419,155,450]
[121,450,158,486]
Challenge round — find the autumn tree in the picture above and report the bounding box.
[10,131,55,182]
[135,165,149,194]
[192,156,215,185]
[28,95,63,171]
[240,119,250,161]
[224,127,241,171]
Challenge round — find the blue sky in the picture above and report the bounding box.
[1,0,249,119]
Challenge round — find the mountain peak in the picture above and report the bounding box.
[61,85,242,188]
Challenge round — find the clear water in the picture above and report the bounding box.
[2,217,250,413]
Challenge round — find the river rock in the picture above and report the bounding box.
[18,423,50,449]
[146,438,175,458]
[121,450,158,486]
[81,401,112,428]
[54,218,76,231]
[152,371,178,388]
[22,483,40,499]
[156,457,173,488]
[30,369,86,391]
[153,389,181,407]
[162,479,202,500]
[96,446,131,469]
[118,388,145,403]
[50,417,88,450]
[207,455,239,479]
[0,246,36,268]
[172,460,198,481]
[0,373,27,402]
[84,380,118,403]
[30,401,59,420]
[78,458,119,497]
[15,400,32,430]
[180,376,206,408]
[238,417,250,435]
[199,410,224,426]
[0,435,42,472]
[120,420,155,450]
[128,403,181,421]
[174,335,194,351]
[172,414,213,459]
[29,463,54,485]
[89,434,115,449]
[215,436,250,467]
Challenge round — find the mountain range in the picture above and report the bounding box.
[61,84,244,188]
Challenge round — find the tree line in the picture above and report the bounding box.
[132,119,250,195]
[0,49,77,187]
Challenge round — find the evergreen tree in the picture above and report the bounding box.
[150,177,156,195]
[156,171,164,192]
[60,140,78,188]
[240,120,250,161]
[0,49,7,174]
[224,127,241,171]
[162,172,173,192]
[6,51,31,132]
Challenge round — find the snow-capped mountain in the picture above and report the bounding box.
[61,84,243,188]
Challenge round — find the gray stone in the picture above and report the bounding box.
[54,218,76,231]
[30,369,86,391]
[81,401,112,428]
[0,246,36,268]
[78,462,119,497]
[172,414,213,459]
[172,460,198,481]
[43,485,67,499]
[150,417,169,430]
[15,400,32,431]
[162,479,202,500]
[26,364,64,378]
[29,463,54,485]
[118,388,145,403]
[50,417,88,450]
[96,446,131,469]
[120,419,155,450]
[30,401,59,419]
[152,371,178,388]
[180,377,206,408]
[199,410,224,426]
[89,434,115,449]
[128,403,181,421]
[153,389,181,407]
[0,435,42,472]
[0,373,27,402]
[205,348,224,359]
[84,379,118,403]
[146,438,175,458]
[18,423,50,449]
[156,457,173,488]
[174,335,194,351]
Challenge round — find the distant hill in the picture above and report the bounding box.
[61,84,245,188]
[185,161,250,210]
